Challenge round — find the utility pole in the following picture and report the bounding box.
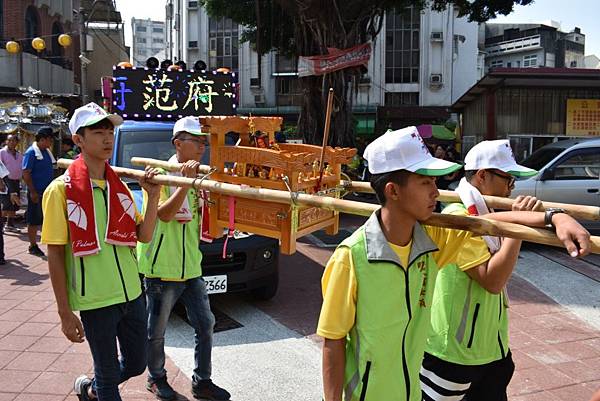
[79,5,88,104]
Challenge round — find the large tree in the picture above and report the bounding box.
[201,0,533,147]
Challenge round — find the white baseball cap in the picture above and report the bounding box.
[172,116,207,140]
[464,140,537,177]
[69,102,123,135]
[364,126,461,176]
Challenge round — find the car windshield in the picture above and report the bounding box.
[521,148,564,171]
[115,129,210,170]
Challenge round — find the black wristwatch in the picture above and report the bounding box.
[544,208,567,229]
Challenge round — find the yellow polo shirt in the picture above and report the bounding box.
[317,225,490,340]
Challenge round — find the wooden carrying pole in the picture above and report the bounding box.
[317,87,335,189]
[57,159,600,254]
[341,180,600,222]
[130,157,600,222]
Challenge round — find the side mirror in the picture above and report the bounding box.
[539,168,554,181]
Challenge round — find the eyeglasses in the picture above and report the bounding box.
[179,138,208,146]
[486,169,515,188]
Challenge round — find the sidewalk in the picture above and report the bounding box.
[0,225,599,400]
[0,228,194,401]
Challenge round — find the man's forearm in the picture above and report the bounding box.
[484,238,522,293]
[22,171,35,193]
[157,187,189,222]
[47,245,71,316]
[323,338,346,401]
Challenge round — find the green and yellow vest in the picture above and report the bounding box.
[137,185,203,280]
[426,203,509,365]
[341,212,439,401]
[66,186,142,311]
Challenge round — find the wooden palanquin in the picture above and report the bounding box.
[200,116,356,254]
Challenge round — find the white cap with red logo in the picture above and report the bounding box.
[364,126,461,176]
[464,140,537,177]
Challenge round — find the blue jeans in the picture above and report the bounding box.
[79,295,148,401]
[145,277,215,382]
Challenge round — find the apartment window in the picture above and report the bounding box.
[188,1,199,8]
[523,55,537,67]
[208,17,239,71]
[276,77,302,106]
[189,40,198,48]
[490,60,503,68]
[24,6,40,53]
[384,92,419,106]
[385,7,420,84]
[153,38,163,44]
[153,27,163,33]
[136,37,147,43]
[136,26,147,32]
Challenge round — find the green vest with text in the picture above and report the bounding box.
[340,216,439,401]
[426,202,509,365]
[137,185,203,280]
[65,185,142,311]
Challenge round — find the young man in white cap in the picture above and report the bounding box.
[421,139,577,401]
[317,128,590,401]
[41,102,162,401]
[137,116,230,401]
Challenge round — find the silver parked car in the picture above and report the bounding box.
[511,138,600,233]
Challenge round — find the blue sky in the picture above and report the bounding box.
[492,0,600,56]
[116,0,600,57]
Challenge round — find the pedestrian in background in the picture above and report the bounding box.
[22,127,56,257]
[0,134,23,229]
[0,160,10,264]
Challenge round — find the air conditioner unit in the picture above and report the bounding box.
[430,32,443,42]
[250,78,261,88]
[254,93,265,105]
[429,73,443,86]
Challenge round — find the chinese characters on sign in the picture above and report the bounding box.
[566,99,600,136]
[112,67,236,119]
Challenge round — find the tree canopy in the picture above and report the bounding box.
[200,0,534,147]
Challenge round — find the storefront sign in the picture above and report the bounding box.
[566,99,600,136]
[112,67,236,119]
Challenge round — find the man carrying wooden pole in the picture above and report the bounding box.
[422,140,552,401]
[316,127,591,401]
[137,117,230,401]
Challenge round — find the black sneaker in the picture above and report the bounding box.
[192,379,230,401]
[74,375,93,401]
[147,376,177,401]
[28,244,45,257]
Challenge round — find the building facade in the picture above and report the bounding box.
[131,18,165,65]
[0,0,76,95]
[483,22,585,71]
[167,2,480,135]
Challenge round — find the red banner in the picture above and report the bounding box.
[298,43,371,77]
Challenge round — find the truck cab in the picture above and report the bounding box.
[111,120,280,300]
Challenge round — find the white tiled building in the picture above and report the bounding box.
[131,18,166,65]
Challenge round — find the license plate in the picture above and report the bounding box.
[204,275,227,294]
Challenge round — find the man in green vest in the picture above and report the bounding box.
[42,102,162,401]
[138,116,230,401]
[421,139,573,401]
[317,128,591,401]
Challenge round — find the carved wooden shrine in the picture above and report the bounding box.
[200,116,357,254]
